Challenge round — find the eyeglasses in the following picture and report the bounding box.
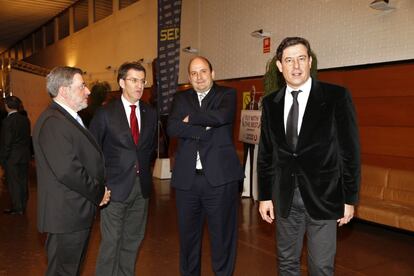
[70,83,87,90]
[125,78,148,86]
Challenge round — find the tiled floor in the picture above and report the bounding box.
[1,164,413,275]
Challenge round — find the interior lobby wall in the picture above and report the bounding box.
[23,0,413,87]
[179,0,414,82]
[25,0,157,90]
[9,70,49,131]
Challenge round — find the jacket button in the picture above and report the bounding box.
[291,173,295,177]
[293,153,298,158]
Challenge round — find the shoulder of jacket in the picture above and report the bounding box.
[317,80,347,92]
[140,101,156,115]
[214,84,235,92]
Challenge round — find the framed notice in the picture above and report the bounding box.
[239,110,262,144]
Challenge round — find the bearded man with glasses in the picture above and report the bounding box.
[33,66,110,275]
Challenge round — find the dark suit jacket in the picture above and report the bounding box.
[258,80,361,220]
[89,99,157,201]
[33,102,105,233]
[167,84,244,189]
[0,112,31,166]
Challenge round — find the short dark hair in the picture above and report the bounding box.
[117,62,146,84]
[276,37,312,61]
[5,96,22,110]
[46,66,83,98]
[187,56,213,74]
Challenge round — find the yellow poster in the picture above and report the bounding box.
[243,92,251,110]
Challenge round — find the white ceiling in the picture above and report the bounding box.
[0,0,77,54]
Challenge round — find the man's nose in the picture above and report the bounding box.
[293,59,300,68]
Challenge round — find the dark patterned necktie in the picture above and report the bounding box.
[286,90,301,151]
[130,105,139,145]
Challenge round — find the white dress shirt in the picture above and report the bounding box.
[196,89,210,170]
[53,99,84,127]
[283,77,312,135]
[121,95,141,130]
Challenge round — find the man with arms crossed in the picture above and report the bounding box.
[89,62,157,275]
[33,66,110,275]
[258,37,360,276]
[168,56,244,276]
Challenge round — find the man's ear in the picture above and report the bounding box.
[119,79,125,90]
[309,55,313,69]
[276,60,283,73]
[58,86,67,99]
[211,70,215,80]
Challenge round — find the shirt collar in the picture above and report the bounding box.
[196,86,212,97]
[121,95,139,110]
[53,99,78,119]
[286,77,312,95]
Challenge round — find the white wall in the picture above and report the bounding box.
[26,0,157,90]
[23,0,414,86]
[9,70,49,131]
[179,0,414,82]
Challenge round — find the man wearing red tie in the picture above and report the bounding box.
[89,62,157,275]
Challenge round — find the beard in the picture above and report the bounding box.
[67,93,88,112]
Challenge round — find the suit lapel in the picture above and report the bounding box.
[270,88,288,146]
[200,84,217,109]
[190,90,200,109]
[51,102,102,153]
[297,80,325,150]
[137,102,148,148]
[113,99,136,147]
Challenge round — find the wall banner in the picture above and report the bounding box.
[239,110,262,144]
[157,0,182,115]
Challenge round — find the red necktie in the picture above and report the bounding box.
[130,105,140,145]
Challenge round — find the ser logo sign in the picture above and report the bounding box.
[160,28,180,41]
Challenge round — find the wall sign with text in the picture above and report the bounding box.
[239,110,262,144]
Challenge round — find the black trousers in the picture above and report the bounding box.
[45,228,91,276]
[96,176,148,276]
[276,188,337,276]
[5,162,29,212]
[175,173,239,276]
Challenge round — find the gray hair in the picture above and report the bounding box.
[46,66,83,97]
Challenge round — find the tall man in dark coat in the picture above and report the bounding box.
[167,56,244,276]
[89,62,157,275]
[33,66,110,275]
[0,96,31,215]
[258,37,361,275]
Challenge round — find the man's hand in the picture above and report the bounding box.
[259,200,275,224]
[337,204,354,226]
[99,186,111,206]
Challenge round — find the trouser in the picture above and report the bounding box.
[45,228,91,276]
[276,187,337,276]
[5,162,29,212]
[175,173,239,276]
[96,176,148,276]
